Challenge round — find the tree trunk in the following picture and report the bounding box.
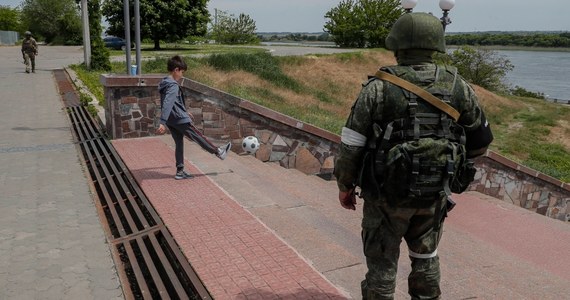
[154,39,161,50]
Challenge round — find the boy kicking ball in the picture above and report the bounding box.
[156,55,231,180]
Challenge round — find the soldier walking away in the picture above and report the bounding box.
[21,31,38,73]
[156,55,232,180]
[334,13,493,300]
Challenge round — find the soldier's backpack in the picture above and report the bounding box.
[358,66,476,208]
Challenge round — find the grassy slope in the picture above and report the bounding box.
[188,49,570,182]
[74,46,570,182]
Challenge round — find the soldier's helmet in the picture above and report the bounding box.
[24,31,32,36]
[385,12,445,53]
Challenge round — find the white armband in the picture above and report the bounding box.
[341,127,367,147]
[409,249,438,259]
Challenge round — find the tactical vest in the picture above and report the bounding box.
[359,65,471,208]
[22,38,36,53]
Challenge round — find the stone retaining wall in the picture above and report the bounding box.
[100,74,339,178]
[469,151,570,222]
[100,74,569,222]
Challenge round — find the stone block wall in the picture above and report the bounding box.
[100,74,339,178]
[100,74,569,223]
[469,151,570,222]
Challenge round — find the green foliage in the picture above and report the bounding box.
[259,32,332,43]
[102,0,209,50]
[0,5,22,32]
[510,86,545,99]
[78,92,98,117]
[207,52,302,91]
[446,32,570,48]
[324,0,403,48]
[88,0,111,71]
[443,46,514,92]
[211,10,259,45]
[20,0,81,44]
[69,64,105,106]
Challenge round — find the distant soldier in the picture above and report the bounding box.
[21,31,38,73]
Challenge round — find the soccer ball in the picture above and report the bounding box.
[242,136,260,155]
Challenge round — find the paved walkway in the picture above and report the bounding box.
[114,136,570,299]
[0,46,122,299]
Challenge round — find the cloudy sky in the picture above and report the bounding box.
[207,0,569,33]
[3,0,568,33]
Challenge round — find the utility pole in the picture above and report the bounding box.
[123,0,131,74]
[134,0,141,75]
[81,0,91,69]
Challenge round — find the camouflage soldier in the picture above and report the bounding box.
[334,13,493,300]
[21,31,38,73]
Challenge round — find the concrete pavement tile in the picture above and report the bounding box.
[62,280,94,300]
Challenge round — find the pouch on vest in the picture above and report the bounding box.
[450,158,476,193]
[383,138,456,207]
[357,123,383,200]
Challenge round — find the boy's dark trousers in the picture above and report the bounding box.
[167,123,218,170]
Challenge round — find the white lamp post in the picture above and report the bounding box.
[439,0,456,30]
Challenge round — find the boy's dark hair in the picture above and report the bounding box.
[167,55,188,72]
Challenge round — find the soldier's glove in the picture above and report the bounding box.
[339,187,357,211]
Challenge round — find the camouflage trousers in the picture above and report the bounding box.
[361,195,447,300]
[24,52,36,73]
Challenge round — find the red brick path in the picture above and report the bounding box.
[113,137,348,300]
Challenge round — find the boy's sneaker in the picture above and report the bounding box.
[217,142,232,160]
[174,170,194,180]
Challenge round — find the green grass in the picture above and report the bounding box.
[484,96,570,182]
[207,52,304,92]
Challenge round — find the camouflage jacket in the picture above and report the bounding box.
[334,63,483,193]
[21,37,38,54]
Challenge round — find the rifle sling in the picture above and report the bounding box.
[375,71,460,122]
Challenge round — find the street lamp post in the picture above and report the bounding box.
[399,0,456,31]
[439,0,456,31]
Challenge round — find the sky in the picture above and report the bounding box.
[2,0,568,33]
[207,0,569,33]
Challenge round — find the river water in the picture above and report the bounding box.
[497,50,570,101]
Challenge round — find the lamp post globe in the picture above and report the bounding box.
[401,0,418,12]
[439,0,455,11]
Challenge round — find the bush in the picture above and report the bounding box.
[510,86,545,99]
[436,46,514,92]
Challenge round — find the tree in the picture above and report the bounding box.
[20,0,82,44]
[0,5,22,32]
[444,46,514,92]
[86,0,111,71]
[324,0,402,48]
[102,0,209,50]
[211,10,258,45]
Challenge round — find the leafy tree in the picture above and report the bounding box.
[0,5,22,32]
[324,0,402,48]
[86,0,111,71]
[211,10,259,45]
[443,46,514,92]
[20,0,82,44]
[102,0,209,50]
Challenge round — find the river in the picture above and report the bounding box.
[497,50,570,101]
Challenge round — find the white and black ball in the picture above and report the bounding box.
[242,136,260,155]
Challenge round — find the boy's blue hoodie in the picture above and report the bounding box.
[158,76,191,125]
